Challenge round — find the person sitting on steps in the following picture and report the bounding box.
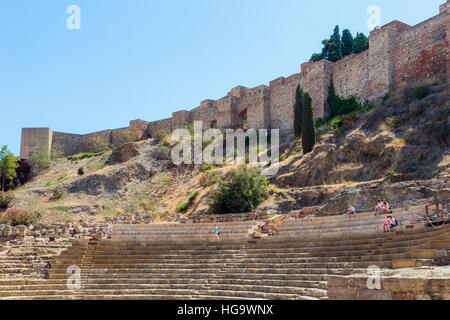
[389,215,398,230]
[383,215,393,232]
[346,205,356,216]
[381,200,390,215]
[374,200,383,216]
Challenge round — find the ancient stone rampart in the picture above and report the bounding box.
[20,2,449,159]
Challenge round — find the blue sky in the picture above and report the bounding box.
[0,0,444,155]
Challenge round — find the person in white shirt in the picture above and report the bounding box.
[375,200,383,216]
[346,205,356,216]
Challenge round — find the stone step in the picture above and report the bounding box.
[65,233,437,251]
[48,267,363,279]
[0,284,327,297]
[0,279,328,291]
[0,288,326,300]
[49,261,391,271]
[109,225,450,244]
[0,293,314,301]
[50,272,329,282]
[54,240,425,257]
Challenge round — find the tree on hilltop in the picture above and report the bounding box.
[353,32,369,54]
[341,29,354,56]
[293,84,304,138]
[310,27,369,62]
[0,146,19,192]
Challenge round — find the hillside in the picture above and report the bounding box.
[6,80,450,224]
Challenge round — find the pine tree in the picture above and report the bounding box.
[301,93,316,154]
[353,32,369,54]
[327,26,342,62]
[293,84,304,138]
[310,53,323,62]
[341,29,354,56]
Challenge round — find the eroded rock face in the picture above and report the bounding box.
[321,179,450,214]
[67,162,155,196]
[108,143,140,165]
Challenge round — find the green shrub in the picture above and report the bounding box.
[92,136,111,153]
[155,131,170,146]
[188,191,199,204]
[52,187,66,200]
[31,150,51,170]
[200,172,220,188]
[78,167,85,176]
[327,83,373,120]
[0,208,36,226]
[209,166,268,214]
[279,154,286,161]
[386,115,401,129]
[68,152,104,161]
[155,145,171,160]
[201,163,213,172]
[414,85,431,100]
[342,113,359,129]
[0,192,13,209]
[315,118,326,128]
[177,202,189,212]
[123,127,142,143]
[331,118,344,134]
[50,145,64,161]
[140,197,156,212]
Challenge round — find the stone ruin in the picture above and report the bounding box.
[20,1,450,160]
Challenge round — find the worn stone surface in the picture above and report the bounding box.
[328,266,450,300]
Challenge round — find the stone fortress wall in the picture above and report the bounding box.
[20,1,449,160]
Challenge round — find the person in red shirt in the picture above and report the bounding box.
[383,215,392,232]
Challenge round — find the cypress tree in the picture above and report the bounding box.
[326,80,339,120]
[301,93,316,154]
[293,84,303,138]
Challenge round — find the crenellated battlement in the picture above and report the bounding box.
[20,1,449,159]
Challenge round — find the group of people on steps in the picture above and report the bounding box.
[346,199,398,232]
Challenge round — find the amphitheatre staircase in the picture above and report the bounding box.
[0,207,449,300]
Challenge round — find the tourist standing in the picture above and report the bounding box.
[214,224,220,241]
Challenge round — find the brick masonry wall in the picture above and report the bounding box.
[81,130,111,153]
[446,1,450,79]
[301,60,333,119]
[52,132,82,156]
[146,118,172,137]
[20,128,53,160]
[129,119,151,140]
[269,74,301,130]
[236,86,270,129]
[190,102,218,129]
[332,51,370,100]
[215,96,238,129]
[393,12,447,88]
[172,111,191,130]
[110,127,139,147]
[368,27,398,99]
